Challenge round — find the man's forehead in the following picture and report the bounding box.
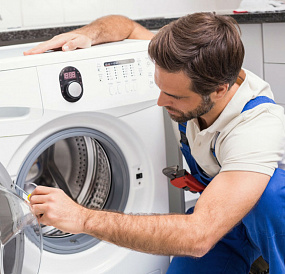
[154,66,193,92]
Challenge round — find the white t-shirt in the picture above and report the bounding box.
[180,69,285,178]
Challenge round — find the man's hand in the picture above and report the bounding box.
[29,186,89,234]
[23,32,92,55]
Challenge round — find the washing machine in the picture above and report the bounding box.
[0,39,170,273]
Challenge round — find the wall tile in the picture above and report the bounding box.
[0,0,22,30]
[22,0,64,27]
[214,0,242,13]
[63,0,116,24]
[1,0,234,30]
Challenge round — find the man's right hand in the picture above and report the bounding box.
[23,32,92,55]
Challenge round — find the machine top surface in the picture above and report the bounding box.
[0,39,150,70]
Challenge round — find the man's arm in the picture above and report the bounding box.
[29,170,269,257]
[24,15,154,55]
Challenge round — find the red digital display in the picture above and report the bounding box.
[64,71,76,80]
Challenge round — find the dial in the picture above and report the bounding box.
[66,81,82,98]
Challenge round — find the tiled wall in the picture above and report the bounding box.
[0,0,241,31]
[215,0,241,13]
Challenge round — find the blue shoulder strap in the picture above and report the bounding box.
[179,121,211,185]
[241,96,275,113]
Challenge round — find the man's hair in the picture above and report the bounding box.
[148,12,245,96]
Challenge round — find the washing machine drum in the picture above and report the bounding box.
[16,129,129,254]
[26,136,111,237]
[0,163,42,274]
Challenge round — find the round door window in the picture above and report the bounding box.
[16,128,129,254]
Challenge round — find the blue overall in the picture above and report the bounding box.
[167,96,285,273]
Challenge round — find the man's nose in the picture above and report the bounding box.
[157,91,170,107]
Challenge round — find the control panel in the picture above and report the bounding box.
[96,54,155,96]
[38,45,158,111]
[57,52,156,104]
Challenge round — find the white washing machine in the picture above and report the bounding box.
[0,40,169,273]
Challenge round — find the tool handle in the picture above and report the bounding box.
[171,172,206,192]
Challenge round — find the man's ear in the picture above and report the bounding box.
[211,84,229,101]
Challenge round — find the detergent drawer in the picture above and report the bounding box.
[0,67,43,136]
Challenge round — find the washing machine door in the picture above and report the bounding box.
[0,163,43,274]
[0,163,13,190]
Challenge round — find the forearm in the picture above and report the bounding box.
[72,15,154,45]
[30,186,205,256]
[82,171,270,257]
[24,15,154,55]
[83,210,207,257]
[30,171,269,258]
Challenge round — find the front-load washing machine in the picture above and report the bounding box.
[0,40,169,273]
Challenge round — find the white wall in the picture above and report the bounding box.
[0,0,238,31]
[0,0,22,30]
[215,0,241,13]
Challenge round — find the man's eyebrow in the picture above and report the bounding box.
[154,78,189,99]
[162,91,189,99]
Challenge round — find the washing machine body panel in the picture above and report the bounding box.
[0,40,170,273]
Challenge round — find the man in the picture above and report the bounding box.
[27,13,285,273]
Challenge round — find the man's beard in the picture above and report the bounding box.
[165,95,214,123]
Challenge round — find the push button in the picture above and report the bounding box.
[67,81,83,98]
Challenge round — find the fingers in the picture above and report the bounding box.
[29,186,56,220]
[29,186,61,215]
[29,186,85,233]
[31,203,59,227]
[23,33,92,55]
[30,185,54,196]
[63,35,92,51]
[29,189,50,226]
[23,35,68,55]
[29,186,68,208]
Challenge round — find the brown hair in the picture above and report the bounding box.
[148,12,245,96]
